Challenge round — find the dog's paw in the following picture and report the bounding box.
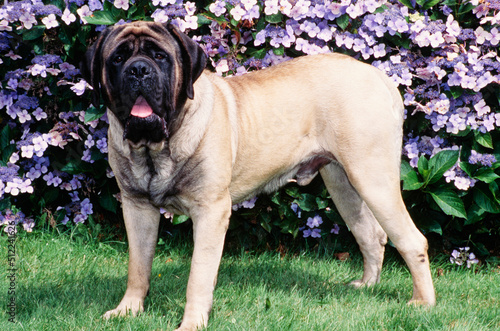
[174,322,204,331]
[348,278,378,288]
[102,300,144,319]
[174,312,208,331]
[408,297,436,307]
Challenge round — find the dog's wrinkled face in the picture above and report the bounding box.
[81,22,207,146]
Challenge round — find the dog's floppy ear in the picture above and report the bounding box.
[80,27,112,108]
[167,24,207,100]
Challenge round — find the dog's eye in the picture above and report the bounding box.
[113,56,123,64]
[154,53,165,61]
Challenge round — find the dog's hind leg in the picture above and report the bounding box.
[341,158,436,306]
[320,163,387,287]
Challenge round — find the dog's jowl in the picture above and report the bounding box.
[82,21,436,331]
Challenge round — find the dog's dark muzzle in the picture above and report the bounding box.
[125,59,157,94]
[121,60,169,144]
[123,113,169,144]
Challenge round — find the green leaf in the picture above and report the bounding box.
[398,0,415,8]
[473,186,500,214]
[426,150,459,185]
[465,204,486,226]
[246,47,267,60]
[1,145,16,166]
[85,11,117,25]
[43,189,59,205]
[458,2,475,15]
[418,218,442,235]
[401,161,424,190]
[265,13,283,23]
[316,197,329,209]
[85,106,106,123]
[259,213,272,233]
[336,15,350,30]
[422,0,442,10]
[0,197,11,211]
[474,131,494,149]
[22,25,45,41]
[272,45,284,56]
[99,188,118,213]
[1,125,10,149]
[449,86,463,99]
[428,189,467,219]
[294,193,317,212]
[489,181,500,201]
[473,168,500,184]
[417,155,430,181]
[60,160,93,174]
[230,18,239,27]
[197,13,213,26]
[128,5,146,21]
[172,214,190,225]
[458,161,476,177]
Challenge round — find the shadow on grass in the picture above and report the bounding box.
[12,242,411,327]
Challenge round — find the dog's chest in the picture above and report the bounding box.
[119,147,192,213]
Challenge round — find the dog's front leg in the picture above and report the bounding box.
[176,194,232,331]
[103,195,160,319]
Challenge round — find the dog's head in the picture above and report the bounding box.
[81,22,207,145]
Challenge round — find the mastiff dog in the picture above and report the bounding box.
[82,21,435,330]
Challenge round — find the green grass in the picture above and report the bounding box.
[1,231,499,330]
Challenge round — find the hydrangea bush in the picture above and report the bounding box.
[1,0,499,260]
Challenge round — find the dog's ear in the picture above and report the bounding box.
[167,24,207,100]
[80,27,112,108]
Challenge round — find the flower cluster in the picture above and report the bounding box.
[0,208,34,233]
[0,0,499,257]
[232,196,258,210]
[450,247,479,268]
[297,205,339,238]
[302,215,323,238]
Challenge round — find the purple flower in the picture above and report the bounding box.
[303,228,321,238]
[291,203,301,218]
[80,198,93,216]
[88,0,104,11]
[74,213,86,224]
[264,0,278,16]
[331,224,340,234]
[447,72,462,86]
[70,80,87,96]
[461,75,476,89]
[450,247,479,268]
[373,44,386,58]
[33,107,47,121]
[346,2,363,19]
[41,14,58,29]
[303,228,312,237]
[310,228,321,238]
[29,64,47,77]
[62,8,77,25]
[43,172,62,187]
[22,218,35,232]
[18,109,32,123]
[474,99,490,116]
[306,215,323,228]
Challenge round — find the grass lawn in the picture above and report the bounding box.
[1,231,499,330]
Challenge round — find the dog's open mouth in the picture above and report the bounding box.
[123,96,169,144]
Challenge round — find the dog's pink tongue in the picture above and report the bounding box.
[130,96,153,118]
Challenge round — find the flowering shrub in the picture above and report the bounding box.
[0,1,499,259]
[450,246,479,268]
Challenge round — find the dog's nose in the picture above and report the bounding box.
[127,60,152,79]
